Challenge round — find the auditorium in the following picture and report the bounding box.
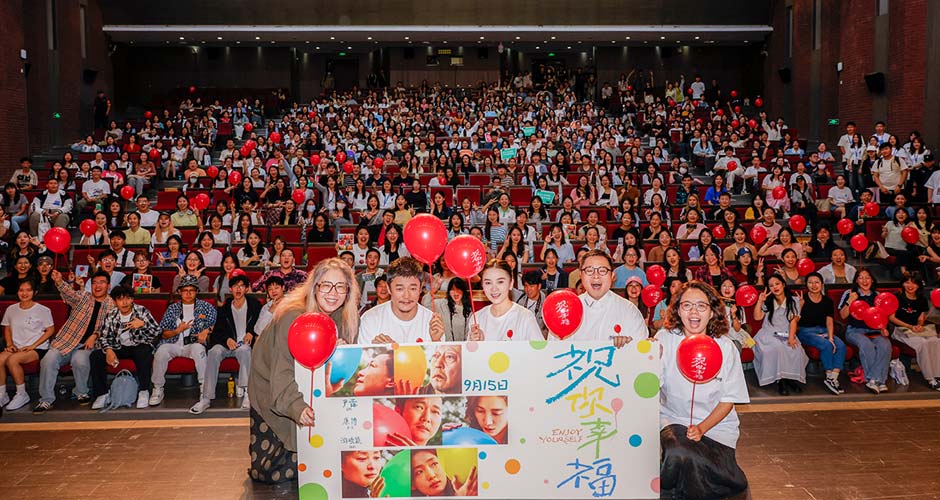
[1,1,939,499]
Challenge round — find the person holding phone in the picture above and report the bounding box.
[88,286,160,410]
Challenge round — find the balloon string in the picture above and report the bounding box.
[467,278,479,326]
[689,381,696,428]
[308,369,314,441]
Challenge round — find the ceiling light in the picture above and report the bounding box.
[625,36,630,40]
[443,41,448,44]
[367,36,372,40]
[255,36,260,40]
[660,36,666,40]
[270,41,275,44]
[305,40,310,44]
[330,36,335,40]
[315,46,320,49]
[217,36,222,40]
[236,41,240,44]
[515,36,520,40]
[551,36,556,40]
[347,46,352,50]
[479,36,485,40]
[611,40,615,43]
[200,41,205,44]
[535,46,540,50]
[179,36,185,40]
[404,36,409,40]
[567,46,571,49]
[694,36,700,40]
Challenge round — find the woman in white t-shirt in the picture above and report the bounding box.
[467,259,541,341]
[826,175,855,218]
[0,280,56,410]
[656,281,749,500]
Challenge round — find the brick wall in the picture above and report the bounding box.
[886,0,927,139]
[0,2,27,174]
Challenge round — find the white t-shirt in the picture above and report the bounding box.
[872,156,908,190]
[690,81,706,99]
[358,301,435,344]
[137,210,160,228]
[177,303,195,345]
[469,302,542,341]
[118,311,135,346]
[558,291,647,341]
[655,328,750,449]
[200,248,223,267]
[231,301,248,339]
[925,171,940,204]
[82,179,112,199]
[827,186,854,206]
[1,303,54,350]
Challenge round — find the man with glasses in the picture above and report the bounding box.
[83,250,127,292]
[151,275,217,408]
[562,250,645,348]
[191,275,259,414]
[358,257,445,344]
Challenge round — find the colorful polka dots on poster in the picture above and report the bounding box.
[323,469,332,478]
[298,463,307,472]
[488,352,510,373]
[529,340,548,350]
[478,451,487,460]
[504,459,521,474]
[633,372,660,399]
[650,477,661,493]
[298,482,328,500]
[312,389,322,398]
[362,421,372,430]
[629,434,643,447]
[636,339,652,353]
[309,434,324,448]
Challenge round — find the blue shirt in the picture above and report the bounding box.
[612,266,647,288]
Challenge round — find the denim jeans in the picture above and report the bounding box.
[797,326,848,372]
[39,348,92,404]
[10,214,27,233]
[845,327,891,384]
[202,344,251,400]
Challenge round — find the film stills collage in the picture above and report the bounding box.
[325,344,509,497]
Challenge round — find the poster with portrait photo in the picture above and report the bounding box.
[410,448,479,497]
[325,346,394,398]
[441,396,509,446]
[341,449,412,498]
[373,397,453,448]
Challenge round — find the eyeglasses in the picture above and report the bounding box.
[679,301,711,313]
[317,281,348,294]
[580,266,611,277]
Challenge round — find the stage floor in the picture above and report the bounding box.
[1,401,938,499]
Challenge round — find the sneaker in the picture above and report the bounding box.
[91,395,110,410]
[240,392,250,410]
[189,398,211,415]
[865,380,881,394]
[879,383,889,393]
[0,391,9,408]
[76,394,92,406]
[833,379,845,394]
[824,378,841,395]
[929,379,940,391]
[136,391,150,409]
[32,401,52,415]
[6,392,30,411]
[236,386,245,398]
[148,387,165,406]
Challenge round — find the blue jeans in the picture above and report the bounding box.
[845,327,891,384]
[10,214,27,233]
[39,348,92,404]
[797,326,847,372]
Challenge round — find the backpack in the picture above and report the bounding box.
[101,369,139,412]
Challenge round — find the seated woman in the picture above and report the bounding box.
[378,224,410,266]
[675,209,707,240]
[0,256,36,296]
[889,272,940,390]
[838,269,892,394]
[120,252,162,293]
[692,246,733,288]
[154,234,186,268]
[79,211,110,246]
[818,247,856,285]
[688,228,716,261]
[306,213,334,243]
[803,225,838,260]
[718,277,755,351]
[212,252,242,299]
[151,213,181,246]
[0,280,56,410]
[172,251,210,294]
[195,231,223,267]
[758,227,804,260]
[171,195,202,229]
[656,281,749,500]
[249,258,360,483]
[796,272,846,394]
[775,248,804,286]
[731,247,765,289]
[237,231,270,267]
[723,226,757,263]
[753,274,809,395]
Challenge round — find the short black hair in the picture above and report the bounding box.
[386,257,424,283]
[97,249,117,261]
[19,157,32,164]
[110,285,135,300]
[229,275,251,288]
[91,270,112,283]
[522,270,542,285]
[265,275,285,288]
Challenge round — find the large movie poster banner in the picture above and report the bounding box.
[295,340,662,499]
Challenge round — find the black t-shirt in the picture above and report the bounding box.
[895,293,927,326]
[81,301,103,343]
[797,294,833,328]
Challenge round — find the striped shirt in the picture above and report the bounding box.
[50,279,115,354]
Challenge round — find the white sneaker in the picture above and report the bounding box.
[6,392,30,411]
[879,383,889,393]
[865,380,881,394]
[0,391,9,408]
[148,387,165,406]
[189,398,211,415]
[236,386,245,398]
[91,394,110,410]
[136,391,150,409]
[240,392,250,410]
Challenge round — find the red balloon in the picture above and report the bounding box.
[676,334,723,383]
[712,225,727,239]
[696,118,703,124]
[641,285,664,308]
[646,265,666,287]
[244,139,257,151]
[731,119,740,128]
[849,300,869,320]
[343,161,354,174]
[193,193,211,211]
[308,110,317,120]
[244,123,253,133]
[403,214,448,265]
[864,307,888,330]
[730,90,738,98]
[796,258,815,276]
[148,148,160,160]
[901,226,919,245]
[269,131,282,144]
[79,219,98,237]
[239,146,251,158]
[874,292,899,316]
[292,189,306,205]
[188,86,196,94]
[43,227,71,254]
[735,285,759,307]
[374,157,385,169]
[863,202,879,217]
[336,151,347,163]
[230,268,247,278]
[627,85,633,92]
[687,87,694,95]
[542,289,584,340]
[772,185,787,200]
[228,170,242,186]
[726,160,737,172]
[120,185,135,201]
[444,235,487,279]
[931,289,940,309]
[373,402,411,447]
[749,225,768,245]
[668,99,676,107]
[287,312,338,369]
[748,119,758,129]
[716,109,725,116]
[144,111,153,119]
[754,98,764,107]
[207,166,219,179]
[789,215,807,233]
[850,234,869,252]
[734,105,741,113]
[836,218,854,236]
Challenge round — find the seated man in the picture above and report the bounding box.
[76,166,112,218]
[253,275,285,338]
[89,286,161,410]
[28,178,72,236]
[151,275,217,407]
[358,257,444,344]
[33,270,115,414]
[83,250,127,292]
[191,275,260,414]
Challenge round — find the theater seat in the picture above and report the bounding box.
[740,348,754,363]
[220,358,240,373]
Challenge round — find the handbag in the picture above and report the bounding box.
[37,214,51,240]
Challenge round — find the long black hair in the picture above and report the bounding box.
[445,277,472,321]
[763,274,799,324]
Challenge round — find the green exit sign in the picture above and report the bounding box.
[338,52,347,56]
[827,118,839,125]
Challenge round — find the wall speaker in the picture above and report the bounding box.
[777,67,791,83]
[864,72,885,93]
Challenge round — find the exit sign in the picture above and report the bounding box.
[827,118,839,125]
